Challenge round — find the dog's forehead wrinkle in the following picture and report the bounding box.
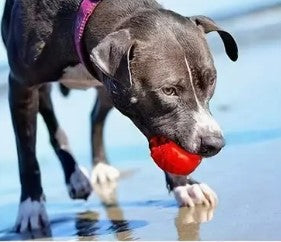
[128,11,181,45]
[131,45,214,93]
[131,56,187,87]
[184,48,214,71]
[130,27,214,89]
[179,29,214,65]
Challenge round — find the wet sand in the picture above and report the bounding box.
[1,2,281,241]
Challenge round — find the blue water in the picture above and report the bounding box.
[159,0,281,18]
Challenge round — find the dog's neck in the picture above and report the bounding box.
[81,0,161,78]
[60,0,162,89]
[75,0,102,79]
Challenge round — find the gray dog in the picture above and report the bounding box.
[1,0,238,232]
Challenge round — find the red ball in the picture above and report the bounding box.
[149,136,202,175]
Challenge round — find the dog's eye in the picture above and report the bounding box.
[162,87,178,96]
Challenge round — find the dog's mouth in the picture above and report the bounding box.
[148,136,202,176]
[149,136,183,150]
[149,136,197,155]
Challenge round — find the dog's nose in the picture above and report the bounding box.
[199,135,225,157]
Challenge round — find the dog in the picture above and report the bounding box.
[1,0,238,232]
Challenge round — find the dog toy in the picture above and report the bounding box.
[149,136,202,175]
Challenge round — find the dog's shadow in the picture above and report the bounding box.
[0,182,216,240]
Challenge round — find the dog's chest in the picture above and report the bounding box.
[59,64,103,90]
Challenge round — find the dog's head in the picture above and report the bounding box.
[90,10,238,157]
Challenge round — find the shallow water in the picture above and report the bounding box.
[1,1,281,240]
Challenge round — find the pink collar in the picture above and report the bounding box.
[75,0,102,64]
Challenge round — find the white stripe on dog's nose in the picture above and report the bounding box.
[185,57,201,108]
[192,109,223,134]
[184,57,222,135]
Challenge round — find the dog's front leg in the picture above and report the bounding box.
[90,88,120,185]
[90,88,120,205]
[165,173,218,207]
[39,84,92,200]
[9,76,49,232]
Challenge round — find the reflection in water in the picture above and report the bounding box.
[175,206,216,241]
[90,180,216,240]
[106,205,133,241]
[0,180,216,240]
[0,226,52,240]
[74,207,134,240]
[75,211,99,239]
[75,181,136,240]
[92,179,134,240]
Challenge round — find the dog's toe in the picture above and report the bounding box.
[174,186,195,207]
[91,163,120,184]
[173,183,217,207]
[199,183,218,207]
[67,165,93,200]
[15,196,49,232]
[91,164,119,205]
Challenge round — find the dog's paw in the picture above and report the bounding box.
[67,165,93,200]
[91,164,119,205]
[15,196,49,232]
[93,180,118,206]
[173,183,218,207]
[91,163,120,184]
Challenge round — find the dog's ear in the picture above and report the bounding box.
[190,15,238,62]
[90,29,134,89]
